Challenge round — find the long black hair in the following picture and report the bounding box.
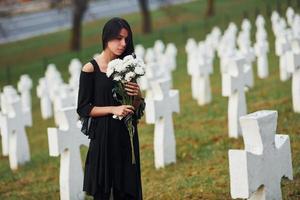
[102,17,134,59]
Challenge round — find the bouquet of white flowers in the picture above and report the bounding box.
[106,54,146,164]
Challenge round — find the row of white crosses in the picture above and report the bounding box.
[238,19,256,82]
[36,59,81,124]
[185,27,221,106]
[272,8,300,113]
[136,40,178,92]
[182,16,293,199]
[135,41,180,169]
[41,59,89,200]
[219,22,254,138]
[0,78,32,170]
[225,12,293,199]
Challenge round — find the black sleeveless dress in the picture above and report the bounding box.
[77,59,143,199]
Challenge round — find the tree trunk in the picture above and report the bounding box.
[205,0,214,18]
[138,0,152,34]
[70,0,88,51]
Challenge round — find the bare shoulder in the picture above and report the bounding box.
[82,62,94,73]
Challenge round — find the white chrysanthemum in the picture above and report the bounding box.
[113,75,122,81]
[134,67,145,75]
[106,67,114,77]
[125,71,136,82]
[115,63,126,72]
[123,58,137,70]
[123,55,134,62]
[107,59,122,76]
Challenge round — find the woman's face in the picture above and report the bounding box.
[107,28,128,57]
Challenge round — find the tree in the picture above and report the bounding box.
[205,0,214,18]
[70,0,89,51]
[137,0,152,33]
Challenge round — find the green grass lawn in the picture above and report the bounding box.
[0,0,300,199]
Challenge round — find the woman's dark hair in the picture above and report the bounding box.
[102,17,134,59]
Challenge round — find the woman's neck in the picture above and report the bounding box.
[101,49,117,64]
[97,50,117,72]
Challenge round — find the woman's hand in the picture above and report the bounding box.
[125,82,140,96]
[112,105,135,117]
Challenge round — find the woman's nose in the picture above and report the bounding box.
[121,38,126,47]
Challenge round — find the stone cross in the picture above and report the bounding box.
[286,38,300,113]
[48,107,89,200]
[146,79,179,169]
[17,74,32,110]
[153,40,165,56]
[286,7,295,27]
[17,74,33,126]
[0,86,17,156]
[194,55,213,105]
[0,109,9,156]
[143,62,169,125]
[222,55,252,138]
[254,32,269,79]
[135,44,145,60]
[145,48,156,64]
[0,86,28,158]
[210,26,222,49]
[229,110,293,200]
[292,15,300,38]
[36,78,53,119]
[6,96,31,170]
[68,58,82,91]
[275,32,291,81]
[53,84,76,127]
[165,43,177,71]
[254,15,269,79]
[186,38,198,76]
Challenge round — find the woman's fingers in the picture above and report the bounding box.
[125,83,139,90]
[125,105,135,111]
[125,82,140,96]
[125,87,139,95]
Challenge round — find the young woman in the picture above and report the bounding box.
[77,17,144,200]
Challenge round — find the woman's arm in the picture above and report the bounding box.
[90,105,134,117]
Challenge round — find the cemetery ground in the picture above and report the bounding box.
[0,0,300,199]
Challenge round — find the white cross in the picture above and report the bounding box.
[286,38,300,113]
[254,37,269,80]
[146,79,179,169]
[36,78,53,119]
[141,62,163,124]
[6,97,31,170]
[53,84,76,127]
[17,74,33,127]
[0,86,17,156]
[48,107,89,200]
[275,32,291,81]
[1,86,30,158]
[222,55,251,138]
[17,74,32,110]
[229,110,293,200]
[194,56,213,105]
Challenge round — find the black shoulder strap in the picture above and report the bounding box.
[90,59,100,72]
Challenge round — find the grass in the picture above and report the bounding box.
[0,0,300,199]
